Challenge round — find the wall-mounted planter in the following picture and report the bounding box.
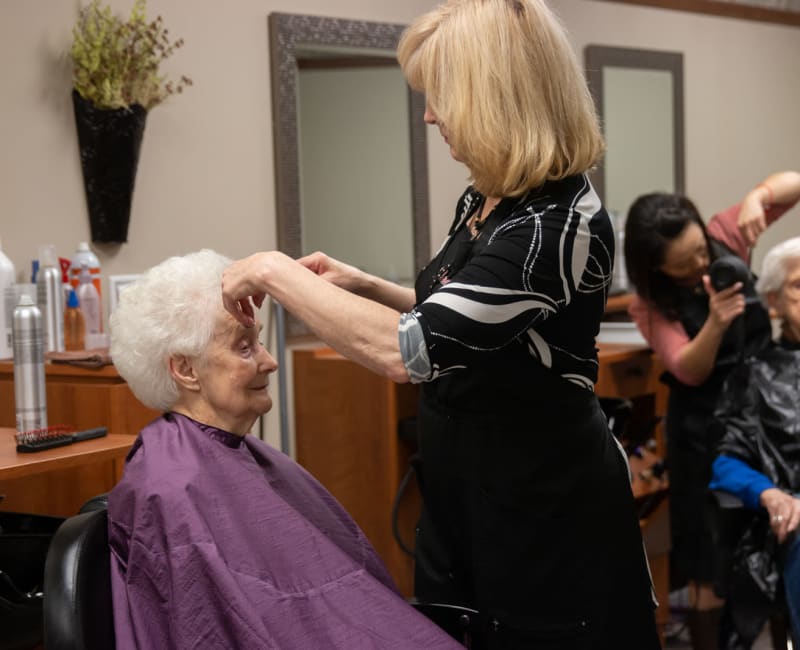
[72,89,147,244]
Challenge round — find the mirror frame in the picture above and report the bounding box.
[584,45,685,205]
[268,13,429,336]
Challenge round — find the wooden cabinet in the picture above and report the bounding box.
[293,348,420,596]
[293,344,670,616]
[0,361,159,516]
[595,344,670,642]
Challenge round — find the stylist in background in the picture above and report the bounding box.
[624,170,800,649]
[224,0,658,647]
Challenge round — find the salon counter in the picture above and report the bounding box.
[0,361,160,516]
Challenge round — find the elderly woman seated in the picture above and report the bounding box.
[108,250,459,649]
[709,236,800,647]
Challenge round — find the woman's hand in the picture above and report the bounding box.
[703,276,746,331]
[737,186,770,248]
[222,252,277,327]
[298,252,364,293]
[760,488,800,543]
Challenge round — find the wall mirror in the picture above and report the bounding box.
[584,45,684,227]
[269,13,429,337]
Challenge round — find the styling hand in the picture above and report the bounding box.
[760,488,800,543]
[703,276,745,331]
[737,188,769,248]
[298,252,363,293]
[221,253,272,327]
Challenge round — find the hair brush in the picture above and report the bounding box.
[14,425,108,453]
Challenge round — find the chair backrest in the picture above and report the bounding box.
[43,505,115,650]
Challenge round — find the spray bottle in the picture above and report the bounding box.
[36,244,64,352]
[13,294,47,432]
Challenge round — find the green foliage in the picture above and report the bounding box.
[71,0,191,111]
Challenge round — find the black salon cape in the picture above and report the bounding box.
[715,340,800,646]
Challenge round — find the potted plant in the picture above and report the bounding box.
[70,0,190,243]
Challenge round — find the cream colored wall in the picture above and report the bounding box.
[558,0,800,269]
[1,0,798,450]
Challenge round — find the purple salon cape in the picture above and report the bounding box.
[109,412,459,649]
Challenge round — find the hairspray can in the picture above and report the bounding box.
[12,293,47,432]
[36,244,64,352]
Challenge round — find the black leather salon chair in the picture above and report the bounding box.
[43,495,114,650]
[0,509,64,650]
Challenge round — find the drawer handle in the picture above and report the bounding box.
[625,366,645,378]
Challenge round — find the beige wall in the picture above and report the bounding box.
[1,0,798,449]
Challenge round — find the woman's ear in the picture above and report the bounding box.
[766,291,782,320]
[169,355,200,392]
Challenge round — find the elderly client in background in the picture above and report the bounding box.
[709,236,800,648]
[107,249,459,649]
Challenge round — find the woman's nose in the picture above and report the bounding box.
[423,105,436,125]
[693,253,709,274]
[258,346,278,373]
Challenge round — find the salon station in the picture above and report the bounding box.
[1,1,799,649]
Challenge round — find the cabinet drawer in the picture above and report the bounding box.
[596,352,657,397]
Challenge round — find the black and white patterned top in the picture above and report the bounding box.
[399,174,613,399]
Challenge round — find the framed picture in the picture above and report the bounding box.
[108,274,141,314]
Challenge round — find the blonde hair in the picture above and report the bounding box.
[398,0,604,197]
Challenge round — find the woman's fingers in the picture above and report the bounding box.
[704,278,745,327]
[766,495,800,544]
[222,256,271,326]
[787,499,800,537]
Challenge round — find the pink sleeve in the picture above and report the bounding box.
[628,295,704,386]
[707,202,792,260]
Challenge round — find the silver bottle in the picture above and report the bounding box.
[36,244,64,352]
[12,293,47,432]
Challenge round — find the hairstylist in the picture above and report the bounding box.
[223,1,659,647]
[624,170,800,649]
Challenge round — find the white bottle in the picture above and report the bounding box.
[0,237,16,359]
[70,242,102,327]
[77,262,101,336]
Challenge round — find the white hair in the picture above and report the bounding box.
[756,236,800,298]
[109,249,231,411]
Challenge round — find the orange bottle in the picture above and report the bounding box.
[64,288,85,351]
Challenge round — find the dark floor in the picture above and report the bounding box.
[664,620,774,649]
[663,589,779,649]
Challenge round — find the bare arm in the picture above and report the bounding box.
[672,277,746,385]
[298,252,417,312]
[738,170,800,246]
[222,251,410,383]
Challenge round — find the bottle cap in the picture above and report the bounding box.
[18,293,35,307]
[78,242,90,252]
[67,289,80,308]
[38,244,57,268]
